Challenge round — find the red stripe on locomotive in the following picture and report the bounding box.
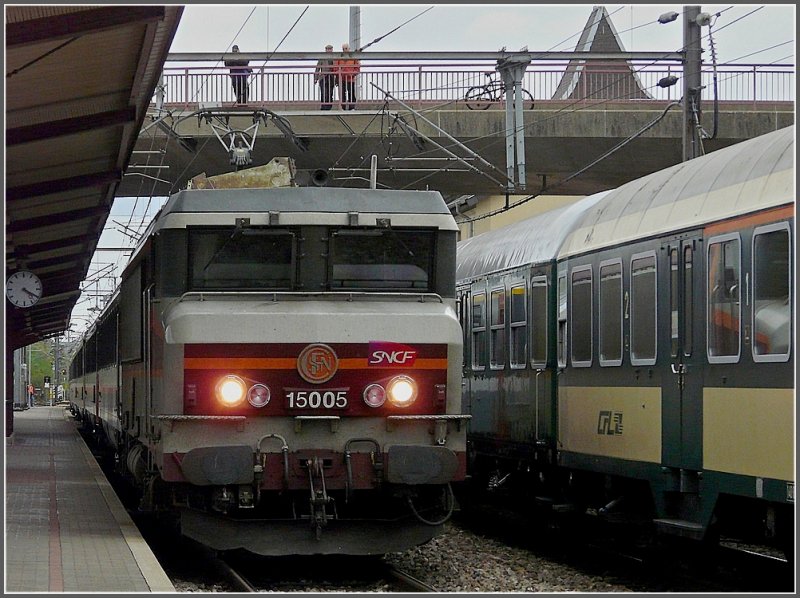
[183,342,449,416]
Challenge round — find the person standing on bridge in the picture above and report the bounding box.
[225,45,253,105]
[336,43,360,110]
[314,44,337,110]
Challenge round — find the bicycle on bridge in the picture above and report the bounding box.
[464,71,535,110]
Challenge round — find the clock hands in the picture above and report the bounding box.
[23,288,39,298]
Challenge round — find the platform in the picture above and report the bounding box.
[5,406,174,592]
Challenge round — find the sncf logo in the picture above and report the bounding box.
[297,344,338,384]
[368,341,418,367]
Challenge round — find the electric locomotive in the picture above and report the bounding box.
[68,179,468,555]
[456,126,794,553]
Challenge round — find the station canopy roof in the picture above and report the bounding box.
[5,5,183,349]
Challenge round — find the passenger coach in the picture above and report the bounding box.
[457,126,794,552]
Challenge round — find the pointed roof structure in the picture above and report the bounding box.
[553,6,652,100]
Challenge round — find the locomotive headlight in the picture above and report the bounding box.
[363,383,386,408]
[216,375,247,407]
[386,375,417,407]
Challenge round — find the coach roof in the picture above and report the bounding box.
[456,192,609,282]
[559,125,794,259]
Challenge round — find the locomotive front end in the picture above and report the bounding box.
[136,187,467,555]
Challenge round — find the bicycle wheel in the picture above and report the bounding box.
[513,89,535,111]
[465,86,493,110]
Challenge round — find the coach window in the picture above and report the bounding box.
[683,245,694,357]
[457,292,469,367]
[599,260,623,366]
[707,234,741,363]
[490,288,506,369]
[570,266,592,366]
[472,292,487,369]
[530,276,548,366]
[510,285,526,368]
[752,223,791,362]
[630,252,657,366]
[669,248,680,357]
[557,274,568,368]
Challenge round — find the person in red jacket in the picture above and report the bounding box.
[336,43,360,110]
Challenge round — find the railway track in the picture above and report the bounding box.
[453,500,794,593]
[383,563,438,592]
[210,554,437,592]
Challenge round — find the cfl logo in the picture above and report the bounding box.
[597,410,624,436]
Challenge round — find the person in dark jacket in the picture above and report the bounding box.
[224,45,253,105]
[314,44,337,110]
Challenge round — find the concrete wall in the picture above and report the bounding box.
[456,194,584,240]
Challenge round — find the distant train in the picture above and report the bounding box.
[455,126,794,553]
[68,182,469,555]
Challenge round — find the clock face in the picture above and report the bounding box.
[6,270,43,308]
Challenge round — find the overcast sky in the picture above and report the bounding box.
[70,3,795,329]
[169,4,795,65]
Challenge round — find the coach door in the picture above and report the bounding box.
[660,234,703,470]
[456,286,471,415]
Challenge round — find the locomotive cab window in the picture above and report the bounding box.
[752,223,791,362]
[707,233,741,363]
[570,266,593,367]
[630,252,657,366]
[189,228,295,290]
[330,229,433,291]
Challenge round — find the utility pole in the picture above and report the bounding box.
[53,336,60,405]
[349,6,362,102]
[682,5,703,161]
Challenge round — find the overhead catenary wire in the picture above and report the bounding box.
[399,5,782,192]
[454,100,683,225]
[356,6,434,52]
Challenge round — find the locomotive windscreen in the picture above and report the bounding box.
[189,228,295,290]
[330,229,434,290]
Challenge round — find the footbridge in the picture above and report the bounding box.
[122,52,794,198]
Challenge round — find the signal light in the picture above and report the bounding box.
[363,383,387,408]
[247,384,271,408]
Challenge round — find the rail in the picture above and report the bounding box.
[153,62,795,110]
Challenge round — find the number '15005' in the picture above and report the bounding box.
[286,390,348,409]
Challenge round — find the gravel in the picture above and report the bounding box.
[169,520,640,592]
[384,521,637,592]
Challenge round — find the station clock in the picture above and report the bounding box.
[6,270,43,308]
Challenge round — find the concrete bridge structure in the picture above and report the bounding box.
[120,52,794,199]
[123,99,793,199]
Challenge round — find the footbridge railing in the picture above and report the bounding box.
[154,61,794,110]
